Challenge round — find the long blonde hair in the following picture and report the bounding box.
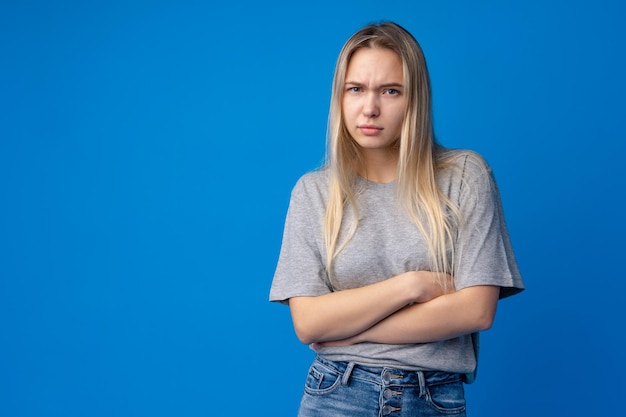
[324,21,467,289]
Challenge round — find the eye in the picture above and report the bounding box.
[384,88,400,95]
[346,86,362,93]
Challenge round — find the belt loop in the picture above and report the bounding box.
[341,362,355,386]
[417,371,427,398]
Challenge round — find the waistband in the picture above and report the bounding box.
[313,355,463,389]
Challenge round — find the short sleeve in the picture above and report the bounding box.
[453,156,524,299]
[269,175,333,304]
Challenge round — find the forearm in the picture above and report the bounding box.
[289,271,448,344]
[349,285,500,345]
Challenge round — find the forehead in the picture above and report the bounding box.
[345,47,403,81]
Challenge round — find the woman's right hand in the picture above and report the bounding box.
[403,271,455,304]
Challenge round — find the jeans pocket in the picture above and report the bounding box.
[303,361,342,395]
[426,378,466,415]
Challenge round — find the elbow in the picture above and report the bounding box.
[295,330,315,345]
[475,314,494,332]
[289,297,324,345]
[291,309,320,345]
[473,308,496,332]
[293,320,319,345]
[460,285,499,332]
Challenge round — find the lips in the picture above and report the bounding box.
[358,125,383,135]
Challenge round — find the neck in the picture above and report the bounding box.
[358,148,398,183]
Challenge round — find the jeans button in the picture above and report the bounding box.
[382,405,400,415]
[382,370,391,382]
[383,388,392,398]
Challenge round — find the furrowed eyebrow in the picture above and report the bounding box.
[380,83,404,88]
[344,81,404,90]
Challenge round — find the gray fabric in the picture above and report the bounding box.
[269,152,524,381]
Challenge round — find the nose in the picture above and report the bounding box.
[363,92,380,118]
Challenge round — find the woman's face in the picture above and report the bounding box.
[342,47,406,154]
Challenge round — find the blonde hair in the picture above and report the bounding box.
[324,21,471,289]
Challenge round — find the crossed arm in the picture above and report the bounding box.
[288,271,499,347]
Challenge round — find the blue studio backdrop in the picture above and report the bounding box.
[1,1,625,416]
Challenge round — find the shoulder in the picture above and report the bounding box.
[294,168,329,188]
[435,148,497,205]
[437,147,490,175]
[290,168,330,204]
[436,148,493,184]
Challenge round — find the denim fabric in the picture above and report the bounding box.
[298,356,466,417]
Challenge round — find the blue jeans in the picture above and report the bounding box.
[298,356,467,417]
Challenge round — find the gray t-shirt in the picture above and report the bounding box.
[270,152,524,380]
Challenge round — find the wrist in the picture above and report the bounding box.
[402,271,423,304]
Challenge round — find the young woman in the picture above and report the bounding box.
[270,21,524,417]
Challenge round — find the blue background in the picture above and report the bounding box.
[1,0,625,415]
